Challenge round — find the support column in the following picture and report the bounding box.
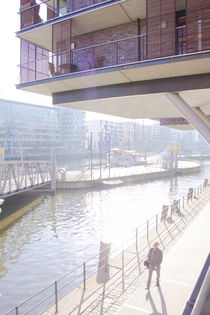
[166,93,210,144]
[193,107,210,128]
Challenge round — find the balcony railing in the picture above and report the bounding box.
[19,34,147,83]
[19,0,119,30]
[18,26,190,84]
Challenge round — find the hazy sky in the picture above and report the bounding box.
[0,2,52,106]
[0,3,152,124]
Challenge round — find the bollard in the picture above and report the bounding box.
[15,306,19,315]
[122,250,125,293]
[183,196,185,208]
[83,262,86,290]
[55,281,58,313]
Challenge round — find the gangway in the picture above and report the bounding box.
[0,160,52,198]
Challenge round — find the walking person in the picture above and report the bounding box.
[145,241,163,290]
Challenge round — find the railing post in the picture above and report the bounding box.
[9,165,11,193]
[116,41,119,64]
[55,281,58,313]
[135,228,138,252]
[156,214,158,233]
[122,250,125,293]
[170,204,173,220]
[15,306,19,315]
[83,262,86,290]
[147,220,149,244]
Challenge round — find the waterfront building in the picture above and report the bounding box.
[86,119,181,154]
[16,0,210,144]
[0,99,86,159]
[58,107,87,157]
[0,99,61,159]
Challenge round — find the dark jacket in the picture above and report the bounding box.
[147,247,163,269]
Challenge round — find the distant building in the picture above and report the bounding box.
[58,107,86,156]
[0,99,86,159]
[86,120,124,154]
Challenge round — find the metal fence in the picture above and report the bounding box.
[6,178,209,315]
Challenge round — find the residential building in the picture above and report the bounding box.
[16,0,210,144]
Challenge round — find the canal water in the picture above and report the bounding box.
[0,161,209,313]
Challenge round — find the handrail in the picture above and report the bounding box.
[73,34,146,52]
[18,25,210,84]
[6,178,209,314]
[18,34,146,68]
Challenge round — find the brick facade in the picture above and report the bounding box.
[147,0,176,59]
[187,0,210,53]
[19,0,210,82]
[71,22,143,71]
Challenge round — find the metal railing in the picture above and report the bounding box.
[6,178,209,315]
[19,0,120,30]
[18,24,196,84]
[19,33,146,83]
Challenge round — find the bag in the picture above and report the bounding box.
[144,260,149,268]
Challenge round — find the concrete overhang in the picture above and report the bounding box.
[17,51,210,130]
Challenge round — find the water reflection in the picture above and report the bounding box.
[0,162,209,312]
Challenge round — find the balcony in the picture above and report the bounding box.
[18,26,189,84]
[24,34,146,82]
[19,0,125,30]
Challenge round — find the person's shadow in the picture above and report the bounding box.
[146,287,168,315]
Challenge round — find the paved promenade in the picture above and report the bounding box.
[63,160,199,182]
[116,197,210,315]
[41,185,209,315]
